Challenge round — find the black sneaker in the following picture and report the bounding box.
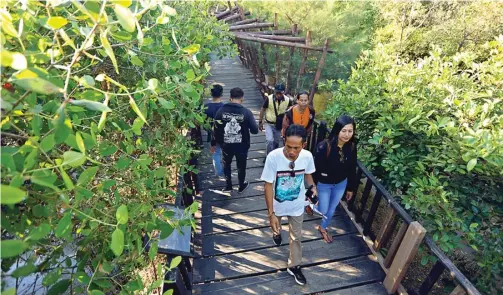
[222,186,233,193]
[287,265,307,286]
[237,181,249,194]
[273,234,282,246]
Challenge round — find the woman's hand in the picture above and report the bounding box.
[210,146,216,154]
[345,191,354,201]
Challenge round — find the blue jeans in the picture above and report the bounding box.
[316,179,347,229]
[212,145,224,177]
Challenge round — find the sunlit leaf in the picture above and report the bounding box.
[99,29,118,74]
[116,204,128,224]
[1,184,27,205]
[114,5,135,32]
[1,239,27,258]
[62,151,86,167]
[129,97,147,124]
[13,68,63,94]
[1,50,27,70]
[55,212,72,237]
[70,99,111,112]
[47,16,68,29]
[111,228,124,256]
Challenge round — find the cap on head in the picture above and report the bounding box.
[274,83,285,92]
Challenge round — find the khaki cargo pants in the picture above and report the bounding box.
[272,214,304,268]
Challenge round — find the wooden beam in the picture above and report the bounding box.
[309,39,330,106]
[253,29,293,35]
[274,13,278,29]
[383,221,426,294]
[450,285,467,295]
[235,33,305,43]
[223,12,250,23]
[233,18,258,26]
[216,6,238,20]
[229,22,274,31]
[234,34,334,52]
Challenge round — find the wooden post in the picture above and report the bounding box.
[238,6,246,21]
[383,221,426,294]
[260,43,268,73]
[309,39,329,107]
[285,24,298,93]
[296,31,311,92]
[450,285,467,295]
[274,13,278,29]
[275,45,279,85]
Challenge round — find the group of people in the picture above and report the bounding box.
[205,83,358,286]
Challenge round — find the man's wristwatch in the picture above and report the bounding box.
[268,211,275,217]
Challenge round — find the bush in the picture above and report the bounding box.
[324,38,503,293]
[0,1,234,294]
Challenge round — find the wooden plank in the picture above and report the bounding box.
[197,157,265,174]
[374,205,397,251]
[384,221,426,294]
[233,18,258,26]
[323,282,389,295]
[205,195,269,216]
[235,34,335,53]
[253,29,292,35]
[235,33,305,43]
[363,190,382,236]
[193,256,386,294]
[450,285,468,295]
[202,141,266,152]
[199,206,345,235]
[383,222,408,268]
[418,260,446,295]
[197,150,267,164]
[229,22,274,31]
[215,7,238,20]
[202,214,356,256]
[193,233,372,282]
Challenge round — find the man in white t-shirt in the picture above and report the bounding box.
[260,124,317,286]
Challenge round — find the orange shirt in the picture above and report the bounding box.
[292,106,310,129]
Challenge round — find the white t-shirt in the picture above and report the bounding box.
[260,148,316,217]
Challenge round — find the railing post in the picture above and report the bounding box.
[296,31,311,92]
[285,24,298,93]
[384,221,426,294]
[309,39,329,107]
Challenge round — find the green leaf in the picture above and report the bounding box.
[129,97,147,124]
[62,151,86,167]
[148,241,158,260]
[77,166,99,186]
[114,5,136,32]
[47,16,68,29]
[13,68,63,94]
[91,291,105,295]
[79,75,95,87]
[163,290,174,295]
[116,205,129,224]
[182,44,200,55]
[159,222,174,239]
[185,69,195,81]
[112,0,132,7]
[148,78,159,92]
[69,99,111,112]
[29,223,52,240]
[130,55,143,66]
[100,29,119,74]
[170,256,182,269]
[42,268,62,286]
[115,157,131,170]
[1,50,27,70]
[11,262,37,278]
[76,132,86,154]
[40,134,55,152]
[47,279,70,295]
[157,97,175,109]
[0,240,27,258]
[55,212,72,237]
[59,167,74,190]
[0,184,27,205]
[111,228,124,256]
[467,158,477,172]
[420,256,429,266]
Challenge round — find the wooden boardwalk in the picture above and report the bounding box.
[192,55,387,294]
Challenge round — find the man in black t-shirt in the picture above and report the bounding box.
[212,88,259,193]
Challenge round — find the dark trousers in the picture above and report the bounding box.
[222,148,248,188]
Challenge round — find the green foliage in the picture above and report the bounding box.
[241,0,378,89]
[1,0,235,293]
[325,38,503,293]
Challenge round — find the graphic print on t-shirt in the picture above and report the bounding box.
[223,112,243,144]
[274,169,305,203]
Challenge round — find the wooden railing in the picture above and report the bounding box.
[308,120,481,295]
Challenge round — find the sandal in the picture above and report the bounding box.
[318,226,333,243]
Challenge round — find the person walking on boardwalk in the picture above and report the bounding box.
[205,84,225,177]
[310,115,357,243]
[260,124,317,286]
[281,90,316,138]
[212,87,259,193]
[259,83,293,155]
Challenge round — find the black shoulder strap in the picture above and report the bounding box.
[272,97,279,117]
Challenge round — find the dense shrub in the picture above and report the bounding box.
[325,38,503,293]
[0,0,234,293]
